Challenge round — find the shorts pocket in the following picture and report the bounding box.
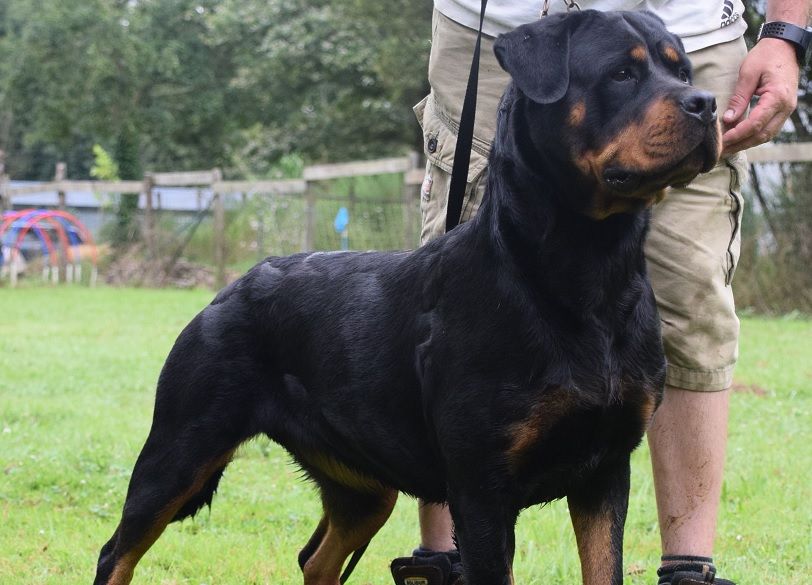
[413,94,489,183]
[413,94,490,242]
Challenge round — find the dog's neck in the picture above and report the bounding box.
[473,89,651,314]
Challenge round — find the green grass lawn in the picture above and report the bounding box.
[1,287,810,584]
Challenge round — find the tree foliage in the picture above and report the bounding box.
[0,0,431,179]
[735,3,812,313]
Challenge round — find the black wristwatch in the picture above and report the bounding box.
[757,21,812,65]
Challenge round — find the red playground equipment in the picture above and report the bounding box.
[0,209,98,286]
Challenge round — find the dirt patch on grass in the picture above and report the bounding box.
[731,382,769,396]
[104,245,233,289]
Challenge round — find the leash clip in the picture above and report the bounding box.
[540,0,581,18]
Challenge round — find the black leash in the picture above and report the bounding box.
[336,8,489,580]
[339,542,369,584]
[445,0,489,233]
[444,0,580,232]
[338,9,487,576]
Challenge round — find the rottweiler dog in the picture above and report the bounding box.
[94,10,720,585]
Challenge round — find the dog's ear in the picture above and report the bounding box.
[494,15,571,104]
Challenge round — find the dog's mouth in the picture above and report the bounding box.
[602,127,720,197]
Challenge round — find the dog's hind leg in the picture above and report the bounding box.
[298,516,329,574]
[93,436,240,584]
[93,420,245,585]
[94,338,259,584]
[299,479,397,585]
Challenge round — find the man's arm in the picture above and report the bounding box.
[722,0,811,155]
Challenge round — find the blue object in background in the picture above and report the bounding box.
[334,207,349,233]
[334,207,350,250]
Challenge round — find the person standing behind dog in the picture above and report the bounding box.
[393,1,809,584]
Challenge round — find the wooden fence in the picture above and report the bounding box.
[0,152,425,287]
[1,142,810,288]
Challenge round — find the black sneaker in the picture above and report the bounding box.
[657,558,736,585]
[390,548,463,585]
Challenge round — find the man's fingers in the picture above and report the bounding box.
[722,101,786,156]
[723,97,776,144]
[723,68,760,126]
[719,38,800,157]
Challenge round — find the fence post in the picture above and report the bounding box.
[0,150,8,212]
[304,181,316,252]
[55,162,67,211]
[142,172,155,256]
[1,150,13,285]
[212,168,226,290]
[54,162,68,282]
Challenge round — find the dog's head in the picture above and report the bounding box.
[494,10,721,219]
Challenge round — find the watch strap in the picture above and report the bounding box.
[757,21,812,64]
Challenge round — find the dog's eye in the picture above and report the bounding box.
[611,68,635,82]
[678,69,690,84]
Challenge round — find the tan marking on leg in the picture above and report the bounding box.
[640,391,658,432]
[106,554,135,585]
[570,504,614,585]
[103,449,236,585]
[303,489,397,585]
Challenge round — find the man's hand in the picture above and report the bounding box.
[721,38,801,156]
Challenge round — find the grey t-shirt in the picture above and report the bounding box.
[434,0,747,52]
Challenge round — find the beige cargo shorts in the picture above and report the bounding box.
[416,10,748,391]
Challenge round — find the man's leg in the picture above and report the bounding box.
[395,12,500,584]
[419,503,457,551]
[644,153,742,584]
[406,12,747,585]
[413,6,499,559]
[648,387,730,557]
[644,37,748,585]
[390,503,460,585]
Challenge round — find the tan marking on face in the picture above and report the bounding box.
[602,98,682,170]
[662,45,680,63]
[508,388,575,462]
[569,101,586,126]
[714,121,723,159]
[570,503,614,585]
[631,45,647,62]
[573,96,714,218]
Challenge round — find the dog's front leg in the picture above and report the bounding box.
[567,456,631,585]
[447,483,519,585]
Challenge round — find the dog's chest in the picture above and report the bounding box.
[504,357,660,506]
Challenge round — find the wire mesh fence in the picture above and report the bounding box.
[0,156,424,288]
[4,145,812,313]
[176,187,421,270]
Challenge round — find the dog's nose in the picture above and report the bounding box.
[680,91,717,125]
